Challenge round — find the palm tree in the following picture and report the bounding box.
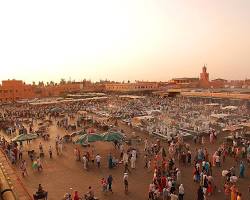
[60,78,66,84]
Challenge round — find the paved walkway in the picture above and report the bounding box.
[0,150,33,200]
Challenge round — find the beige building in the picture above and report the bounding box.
[104,81,159,92]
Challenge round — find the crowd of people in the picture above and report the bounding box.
[0,95,249,199]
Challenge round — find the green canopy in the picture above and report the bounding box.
[102,132,125,142]
[12,133,38,142]
[74,133,103,145]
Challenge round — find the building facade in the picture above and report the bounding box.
[170,78,199,87]
[104,81,159,92]
[0,80,35,102]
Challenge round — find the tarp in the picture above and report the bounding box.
[74,133,103,145]
[12,133,38,142]
[210,114,229,119]
[102,132,125,142]
[222,106,238,110]
[205,103,220,106]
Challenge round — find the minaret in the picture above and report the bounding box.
[200,64,209,82]
[199,64,210,88]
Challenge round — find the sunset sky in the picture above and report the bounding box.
[0,0,249,83]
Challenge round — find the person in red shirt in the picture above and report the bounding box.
[73,191,79,200]
[101,178,107,192]
[161,176,167,189]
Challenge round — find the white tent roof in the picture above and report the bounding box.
[210,114,229,119]
[222,106,238,110]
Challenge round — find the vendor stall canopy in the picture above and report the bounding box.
[221,106,238,110]
[12,133,38,142]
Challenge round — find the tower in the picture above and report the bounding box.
[200,64,209,82]
[199,64,210,88]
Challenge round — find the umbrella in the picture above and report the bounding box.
[74,133,103,145]
[102,131,125,142]
[12,133,38,142]
[50,107,64,113]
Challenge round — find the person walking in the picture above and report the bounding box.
[123,152,129,165]
[162,187,168,200]
[74,147,80,161]
[239,161,245,178]
[95,154,101,168]
[197,186,204,200]
[101,178,107,193]
[124,162,131,173]
[20,160,27,177]
[107,175,113,193]
[37,157,43,171]
[18,145,23,160]
[130,156,136,169]
[123,173,128,193]
[55,141,59,155]
[49,146,52,158]
[178,184,184,200]
[82,155,87,170]
[59,139,63,154]
[73,191,79,200]
[108,153,113,169]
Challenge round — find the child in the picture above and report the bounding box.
[101,178,107,193]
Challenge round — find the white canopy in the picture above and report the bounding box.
[205,103,220,106]
[222,106,238,110]
[210,114,229,119]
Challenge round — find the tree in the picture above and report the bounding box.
[60,78,66,84]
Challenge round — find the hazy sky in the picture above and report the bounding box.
[0,0,250,83]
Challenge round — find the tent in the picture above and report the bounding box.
[210,114,229,119]
[102,132,125,142]
[205,103,220,106]
[222,106,238,110]
[12,133,38,142]
[50,107,64,113]
[74,133,103,145]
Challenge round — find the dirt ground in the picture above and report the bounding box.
[1,120,250,200]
